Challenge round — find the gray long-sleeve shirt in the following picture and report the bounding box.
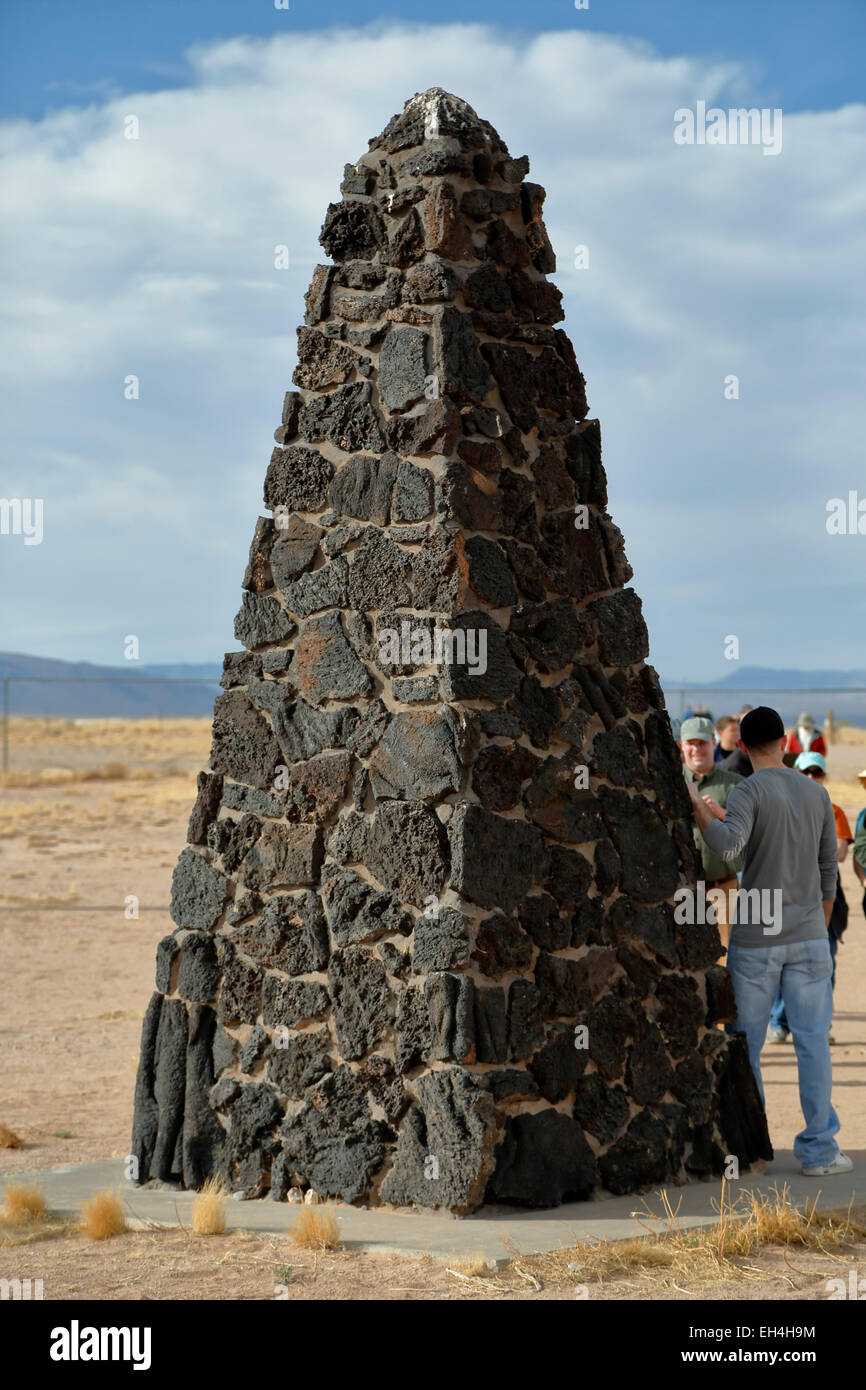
[701,766,837,947]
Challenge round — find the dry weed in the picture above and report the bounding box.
[290,1204,341,1251]
[507,1181,866,1293]
[192,1177,227,1235]
[79,1189,127,1241]
[1,1184,46,1225]
[0,1123,23,1149]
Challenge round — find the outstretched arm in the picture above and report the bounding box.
[688,780,754,862]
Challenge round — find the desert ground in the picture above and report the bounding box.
[1,715,865,1300]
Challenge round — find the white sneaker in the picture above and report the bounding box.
[801,1150,854,1176]
[766,1026,789,1044]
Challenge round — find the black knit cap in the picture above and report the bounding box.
[740,706,785,748]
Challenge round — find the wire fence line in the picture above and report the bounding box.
[2,674,865,772]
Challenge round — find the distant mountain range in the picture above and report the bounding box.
[664,666,866,691]
[0,652,222,717]
[2,653,865,724]
[660,666,866,727]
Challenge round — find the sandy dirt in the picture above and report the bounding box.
[2,1223,866,1301]
[1,717,864,1300]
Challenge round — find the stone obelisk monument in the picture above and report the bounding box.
[132,89,771,1210]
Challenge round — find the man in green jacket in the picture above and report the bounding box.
[681,715,743,955]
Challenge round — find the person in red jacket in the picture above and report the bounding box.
[786,711,827,757]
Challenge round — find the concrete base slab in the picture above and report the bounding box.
[2,1152,862,1265]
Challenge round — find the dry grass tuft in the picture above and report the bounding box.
[508,1182,866,1294]
[290,1203,341,1251]
[447,1251,494,1278]
[0,1122,23,1149]
[1,1183,46,1225]
[79,1189,127,1241]
[713,1181,866,1256]
[192,1177,227,1235]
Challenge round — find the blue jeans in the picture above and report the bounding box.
[726,937,840,1167]
[770,932,837,1033]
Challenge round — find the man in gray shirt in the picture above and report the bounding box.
[687,706,850,1177]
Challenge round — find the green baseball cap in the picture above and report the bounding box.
[680,716,715,742]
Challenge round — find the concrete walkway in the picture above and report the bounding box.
[3,1151,862,1265]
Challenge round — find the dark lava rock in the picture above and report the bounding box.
[264,446,334,512]
[379,327,429,412]
[187,772,224,846]
[600,787,680,904]
[507,979,544,1060]
[487,1110,597,1207]
[280,1067,385,1203]
[411,907,471,973]
[625,1019,675,1105]
[217,942,263,1027]
[366,801,450,906]
[463,535,518,608]
[347,527,413,609]
[170,849,228,932]
[394,986,433,1073]
[327,948,393,1060]
[236,891,329,975]
[535,948,621,1022]
[289,612,373,705]
[369,708,463,801]
[654,974,705,1057]
[471,744,539,813]
[321,864,411,947]
[328,453,398,525]
[299,382,386,454]
[176,931,221,1003]
[241,822,324,891]
[261,975,329,1029]
[270,515,323,586]
[573,1074,630,1144]
[424,971,474,1061]
[449,804,545,912]
[268,1028,332,1099]
[380,1068,501,1212]
[529,1022,590,1103]
[233,591,295,649]
[392,459,434,521]
[598,1111,672,1195]
[209,688,283,791]
[472,913,534,979]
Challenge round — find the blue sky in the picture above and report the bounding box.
[2,0,864,119]
[0,5,864,681]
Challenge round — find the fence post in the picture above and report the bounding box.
[2,677,8,774]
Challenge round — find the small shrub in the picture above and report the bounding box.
[0,1123,22,1149]
[291,1204,341,1251]
[192,1177,226,1235]
[79,1189,126,1240]
[1,1184,45,1225]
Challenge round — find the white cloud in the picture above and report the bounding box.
[0,23,864,675]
